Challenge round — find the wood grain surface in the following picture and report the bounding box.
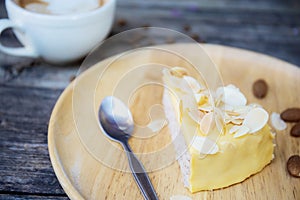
[0,0,300,199]
[49,44,299,200]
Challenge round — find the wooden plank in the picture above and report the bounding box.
[0,194,68,200]
[117,0,300,12]
[113,7,300,38]
[0,0,6,18]
[0,86,65,194]
[112,9,300,66]
[1,0,300,13]
[0,57,78,89]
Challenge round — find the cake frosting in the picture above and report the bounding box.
[163,67,275,192]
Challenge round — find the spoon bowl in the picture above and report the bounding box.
[98,96,134,142]
[98,96,159,200]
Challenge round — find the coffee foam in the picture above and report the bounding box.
[24,0,102,15]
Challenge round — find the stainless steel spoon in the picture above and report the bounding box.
[98,96,159,200]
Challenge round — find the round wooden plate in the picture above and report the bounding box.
[48,44,299,200]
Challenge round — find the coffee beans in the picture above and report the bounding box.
[291,122,300,137]
[287,155,300,178]
[253,79,268,99]
[117,19,127,27]
[279,108,300,137]
[279,108,300,177]
[280,108,300,122]
[183,24,191,32]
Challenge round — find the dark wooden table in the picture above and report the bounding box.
[0,0,299,199]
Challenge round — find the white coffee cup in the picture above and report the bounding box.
[0,0,116,64]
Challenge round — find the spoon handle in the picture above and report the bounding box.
[123,142,159,200]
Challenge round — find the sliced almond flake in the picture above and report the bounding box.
[225,118,233,124]
[208,95,215,105]
[225,117,243,125]
[215,95,222,107]
[183,76,203,93]
[226,110,240,116]
[216,84,238,93]
[229,125,241,134]
[187,109,204,124]
[179,100,183,123]
[224,104,235,112]
[232,112,247,120]
[235,104,263,116]
[234,105,251,114]
[224,112,231,121]
[180,94,198,111]
[218,85,247,106]
[270,112,287,131]
[194,93,208,105]
[224,111,243,125]
[199,104,213,112]
[200,112,214,135]
[236,115,246,121]
[243,107,269,133]
[164,71,183,90]
[215,86,225,99]
[191,136,219,154]
[201,89,211,96]
[231,118,243,125]
[147,119,168,132]
[169,67,188,78]
[234,125,250,138]
[214,108,226,134]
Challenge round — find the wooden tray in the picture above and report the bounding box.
[48,44,300,200]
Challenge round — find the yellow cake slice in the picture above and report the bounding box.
[162,67,275,193]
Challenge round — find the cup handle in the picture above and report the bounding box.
[0,19,38,57]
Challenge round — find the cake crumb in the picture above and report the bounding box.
[271,112,287,131]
